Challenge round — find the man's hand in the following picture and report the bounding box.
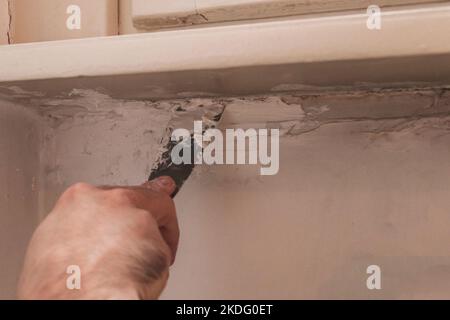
[18,176,179,300]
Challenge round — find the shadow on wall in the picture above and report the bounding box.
[0,101,40,299]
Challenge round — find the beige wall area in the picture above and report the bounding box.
[165,93,450,299]
[8,0,118,43]
[2,0,448,42]
[0,0,9,44]
[1,87,449,299]
[1,0,139,44]
[165,115,450,299]
[0,101,41,299]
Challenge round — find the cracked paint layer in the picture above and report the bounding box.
[0,0,11,44]
[6,0,12,44]
[132,0,446,31]
[4,87,449,208]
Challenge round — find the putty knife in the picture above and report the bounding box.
[149,102,225,197]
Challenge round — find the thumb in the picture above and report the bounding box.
[142,176,177,196]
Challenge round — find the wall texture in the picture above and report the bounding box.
[131,0,446,30]
[1,88,450,298]
[166,110,450,299]
[119,0,140,34]
[0,101,40,299]
[0,0,9,44]
[9,0,118,43]
[162,91,450,299]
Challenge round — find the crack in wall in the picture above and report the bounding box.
[6,0,12,44]
[281,112,450,138]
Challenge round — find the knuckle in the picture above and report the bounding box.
[63,182,95,199]
[106,188,134,206]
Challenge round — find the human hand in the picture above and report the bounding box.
[18,176,179,300]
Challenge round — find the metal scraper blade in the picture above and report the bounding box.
[149,101,225,197]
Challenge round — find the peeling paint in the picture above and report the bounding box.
[6,0,12,44]
[133,12,208,31]
[132,0,448,31]
[0,0,11,44]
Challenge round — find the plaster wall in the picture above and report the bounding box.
[1,88,450,299]
[0,101,40,299]
[166,106,450,299]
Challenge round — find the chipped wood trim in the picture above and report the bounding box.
[132,0,447,31]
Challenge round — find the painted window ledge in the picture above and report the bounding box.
[0,3,450,100]
[131,0,445,30]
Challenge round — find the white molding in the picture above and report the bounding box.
[0,3,450,98]
[132,0,202,30]
[132,0,445,30]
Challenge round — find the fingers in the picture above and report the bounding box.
[141,176,177,196]
[96,177,180,265]
[138,177,180,264]
[117,177,180,265]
